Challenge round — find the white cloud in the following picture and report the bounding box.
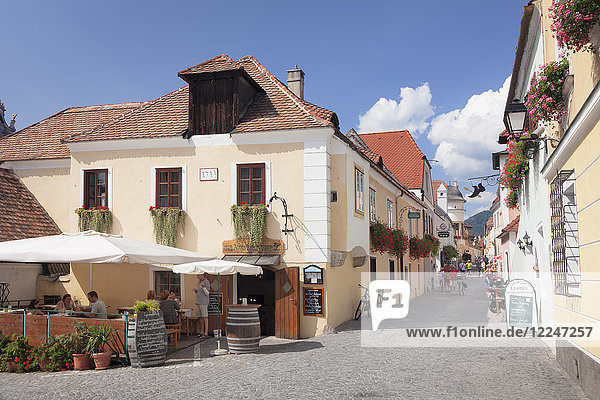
[428,77,510,179]
[357,84,434,135]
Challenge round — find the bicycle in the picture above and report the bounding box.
[354,283,371,320]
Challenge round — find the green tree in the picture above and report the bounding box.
[442,245,458,261]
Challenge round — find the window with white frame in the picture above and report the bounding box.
[355,168,364,214]
[387,199,394,228]
[369,187,376,222]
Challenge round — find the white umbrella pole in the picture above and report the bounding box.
[212,272,227,356]
[89,263,93,292]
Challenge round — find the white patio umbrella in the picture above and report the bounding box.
[171,259,263,356]
[0,231,215,291]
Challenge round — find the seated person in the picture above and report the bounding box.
[168,291,181,308]
[27,299,44,315]
[86,291,108,319]
[160,290,180,325]
[54,294,74,313]
[147,290,157,301]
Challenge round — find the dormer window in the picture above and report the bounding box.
[178,55,262,137]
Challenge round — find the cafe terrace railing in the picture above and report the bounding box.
[0,309,128,356]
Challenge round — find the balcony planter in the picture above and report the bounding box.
[149,207,185,247]
[409,237,433,260]
[550,0,600,53]
[75,206,112,233]
[231,203,267,245]
[525,58,570,123]
[370,220,408,258]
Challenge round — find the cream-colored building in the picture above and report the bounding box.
[0,55,430,338]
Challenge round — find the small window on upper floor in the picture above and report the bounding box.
[369,188,376,223]
[355,168,364,214]
[84,169,108,208]
[387,199,394,228]
[237,163,265,205]
[156,168,182,208]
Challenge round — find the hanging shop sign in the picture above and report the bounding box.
[438,223,448,231]
[303,265,323,284]
[408,212,421,219]
[222,238,285,255]
[505,279,538,329]
[303,287,324,316]
[437,231,450,238]
[199,168,218,181]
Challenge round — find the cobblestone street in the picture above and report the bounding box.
[0,278,588,399]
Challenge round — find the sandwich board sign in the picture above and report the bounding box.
[505,279,538,329]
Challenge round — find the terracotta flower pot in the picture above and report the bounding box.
[72,354,91,371]
[6,360,17,373]
[92,352,112,370]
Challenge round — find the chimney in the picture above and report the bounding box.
[287,65,305,99]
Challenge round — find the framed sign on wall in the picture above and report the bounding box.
[199,168,218,181]
[303,265,323,284]
[303,287,324,316]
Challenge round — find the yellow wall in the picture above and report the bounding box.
[69,143,305,259]
[16,167,71,232]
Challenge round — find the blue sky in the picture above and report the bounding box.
[1,1,526,216]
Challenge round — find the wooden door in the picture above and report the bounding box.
[275,267,299,339]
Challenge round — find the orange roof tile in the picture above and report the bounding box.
[65,55,338,143]
[358,130,425,189]
[501,215,520,234]
[0,102,147,161]
[0,168,61,241]
[177,54,242,75]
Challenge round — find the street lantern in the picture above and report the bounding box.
[523,232,532,246]
[517,239,525,251]
[503,99,528,138]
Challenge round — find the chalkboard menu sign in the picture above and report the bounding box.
[134,312,167,356]
[508,295,533,328]
[303,287,324,316]
[208,292,223,315]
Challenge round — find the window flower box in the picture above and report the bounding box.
[550,0,600,53]
[75,206,112,233]
[149,206,185,247]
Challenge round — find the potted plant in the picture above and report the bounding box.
[1,334,34,373]
[85,324,116,370]
[34,334,74,372]
[71,322,92,371]
[149,206,185,247]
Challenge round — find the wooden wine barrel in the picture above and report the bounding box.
[226,305,261,354]
[127,311,167,368]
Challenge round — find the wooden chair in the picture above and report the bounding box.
[165,310,182,340]
[166,328,178,349]
[185,317,200,336]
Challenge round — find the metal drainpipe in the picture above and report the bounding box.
[46,311,50,340]
[22,309,26,336]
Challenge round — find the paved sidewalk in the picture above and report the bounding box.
[0,278,588,399]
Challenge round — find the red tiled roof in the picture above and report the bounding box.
[0,168,61,241]
[65,55,338,143]
[358,130,425,189]
[502,215,520,233]
[0,102,148,161]
[178,54,242,75]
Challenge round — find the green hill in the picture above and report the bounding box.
[465,210,492,237]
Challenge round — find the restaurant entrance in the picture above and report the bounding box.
[237,268,276,336]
